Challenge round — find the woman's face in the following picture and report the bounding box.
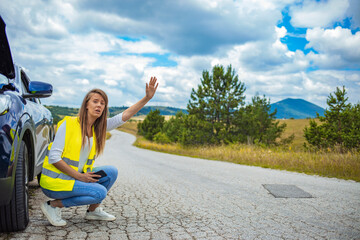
[86,93,106,120]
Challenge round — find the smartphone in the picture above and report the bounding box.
[93,170,107,179]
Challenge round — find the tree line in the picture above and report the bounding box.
[138,64,294,147]
[138,64,360,152]
[46,105,186,125]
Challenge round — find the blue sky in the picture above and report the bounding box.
[1,0,359,109]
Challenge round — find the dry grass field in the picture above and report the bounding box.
[106,132,112,140]
[117,118,360,182]
[278,118,318,151]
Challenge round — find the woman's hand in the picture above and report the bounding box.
[53,160,100,183]
[145,76,158,100]
[121,76,159,122]
[77,172,101,183]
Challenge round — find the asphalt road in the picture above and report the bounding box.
[1,130,360,240]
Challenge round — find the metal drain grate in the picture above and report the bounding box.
[263,184,313,198]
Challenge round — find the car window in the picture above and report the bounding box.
[20,71,29,93]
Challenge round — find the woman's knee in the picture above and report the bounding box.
[90,185,108,202]
[103,165,118,180]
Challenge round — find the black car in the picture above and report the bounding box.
[0,16,54,232]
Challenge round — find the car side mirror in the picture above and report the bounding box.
[23,81,53,98]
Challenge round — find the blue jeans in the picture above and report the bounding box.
[41,166,118,207]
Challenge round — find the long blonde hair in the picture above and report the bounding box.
[78,89,108,156]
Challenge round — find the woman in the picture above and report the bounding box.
[40,77,158,226]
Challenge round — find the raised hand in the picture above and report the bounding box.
[146,76,159,100]
[121,76,159,122]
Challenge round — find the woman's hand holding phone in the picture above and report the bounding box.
[78,172,101,183]
[92,170,107,179]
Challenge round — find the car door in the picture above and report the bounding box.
[19,70,50,171]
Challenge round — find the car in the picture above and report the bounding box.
[0,16,54,232]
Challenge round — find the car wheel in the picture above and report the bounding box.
[0,141,29,232]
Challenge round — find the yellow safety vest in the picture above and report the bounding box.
[40,116,97,191]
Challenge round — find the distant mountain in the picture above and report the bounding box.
[270,98,325,119]
[47,99,322,121]
[108,106,187,117]
[45,105,187,124]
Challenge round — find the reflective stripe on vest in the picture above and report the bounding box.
[62,157,79,167]
[42,168,74,180]
[39,116,97,191]
[87,158,95,165]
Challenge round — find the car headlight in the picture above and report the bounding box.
[0,95,11,115]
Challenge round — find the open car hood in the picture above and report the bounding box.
[0,16,15,79]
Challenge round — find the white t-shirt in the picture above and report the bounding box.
[48,112,126,172]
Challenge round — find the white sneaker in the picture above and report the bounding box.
[40,201,67,226]
[85,207,116,221]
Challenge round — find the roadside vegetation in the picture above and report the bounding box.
[118,119,360,182]
[118,65,359,182]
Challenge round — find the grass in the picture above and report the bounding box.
[117,119,139,135]
[278,118,319,151]
[106,132,112,140]
[116,119,360,182]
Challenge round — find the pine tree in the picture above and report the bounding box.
[304,86,360,152]
[234,95,291,145]
[187,64,246,143]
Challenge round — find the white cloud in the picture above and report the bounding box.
[71,0,289,55]
[0,0,70,39]
[305,27,360,68]
[222,26,310,75]
[104,80,118,86]
[290,0,349,28]
[303,70,360,106]
[1,0,359,109]
[75,79,90,85]
[302,72,332,93]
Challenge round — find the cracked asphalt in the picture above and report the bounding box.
[1,130,359,240]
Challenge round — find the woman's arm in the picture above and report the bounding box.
[107,112,126,131]
[122,76,158,122]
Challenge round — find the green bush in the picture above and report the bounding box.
[231,95,293,145]
[180,114,216,146]
[137,109,164,141]
[162,111,186,142]
[153,132,172,144]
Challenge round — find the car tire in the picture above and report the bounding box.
[0,141,29,232]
